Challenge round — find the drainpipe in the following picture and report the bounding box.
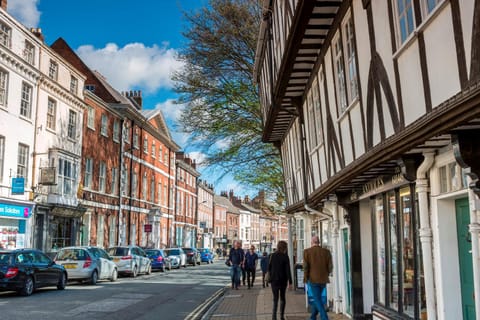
[467,177,480,320]
[328,205,342,313]
[416,152,436,320]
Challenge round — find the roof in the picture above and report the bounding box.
[241,203,261,214]
[214,195,240,214]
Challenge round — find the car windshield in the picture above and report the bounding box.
[0,252,13,264]
[108,247,129,256]
[183,248,193,253]
[56,248,88,261]
[145,250,159,256]
[166,249,180,255]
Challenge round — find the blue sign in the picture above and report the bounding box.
[11,178,25,194]
[0,203,31,218]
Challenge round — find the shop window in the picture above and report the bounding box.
[374,195,386,304]
[439,162,467,194]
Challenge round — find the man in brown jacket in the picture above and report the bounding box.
[303,236,332,320]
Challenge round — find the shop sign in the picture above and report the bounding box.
[39,167,56,185]
[0,203,31,218]
[11,178,25,194]
[144,224,152,233]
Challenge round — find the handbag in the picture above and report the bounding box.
[225,260,231,267]
[264,254,273,282]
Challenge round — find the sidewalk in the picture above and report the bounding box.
[205,283,349,320]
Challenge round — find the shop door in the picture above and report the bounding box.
[455,198,476,320]
[343,228,352,315]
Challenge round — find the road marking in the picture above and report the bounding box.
[65,293,153,315]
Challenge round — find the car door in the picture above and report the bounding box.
[89,247,108,279]
[33,251,57,285]
[137,247,148,273]
[98,248,114,278]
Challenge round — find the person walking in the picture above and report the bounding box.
[244,245,259,289]
[268,240,292,320]
[260,251,269,288]
[303,235,333,320]
[228,240,245,290]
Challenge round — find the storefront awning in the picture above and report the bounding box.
[51,205,87,218]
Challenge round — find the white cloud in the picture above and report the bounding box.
[76,42,184,94]
[7,0,40,27]
[154,99,184,122]
[188,151,207,166]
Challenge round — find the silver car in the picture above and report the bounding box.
[164,248,187,269]
[107,246,151,277]
[54,246,118,285]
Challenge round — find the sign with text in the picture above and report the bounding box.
[11,178,25,194]
[144,224,152,233]
[0,203,32,218]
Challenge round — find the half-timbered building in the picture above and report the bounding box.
[254,0,480,319]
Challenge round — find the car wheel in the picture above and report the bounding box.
[57,272,67,290]
[132,265,138,277]
[90,270,98,285]
[19,276,34,296]
[111,268,118,282]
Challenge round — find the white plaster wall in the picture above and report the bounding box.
[423,5,461,108]
[310,151,320,190]
[340,117,353,165]
[349,103,365,158]
[360,199,374,314]
[319,145,327,185]
[397,42,426,126]
[459,0,474,80]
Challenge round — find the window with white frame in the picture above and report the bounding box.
[87,106,95,129]
[143,135,148,154]
[24,40,35,65]
[68,110,77,139]
[48,60,58,80]
[97,215,104,248]
[70,75,78,95]
[99,161,106,192]
[422,0,442,16]
[113,119,120,142]
[101,114,108,137]
[333,34,347,114]
[20,82,33,119]
[109,215,116,247]
[312,78,323,144]
[343,15,358,104]
[46,98,56,130]
[158,181,162,205]
[132,172,138,198]
[0,68,8,107]
[84,157,93,188]
[142,174,147,200]
[111,167,118,195]
[0,22,11,48]
[395,0,415,44]
[133,130,139,149]
[0,136,4,181]
[150,177,155,202]
[57,158,77,197]
[164,150,168,164]
[151,141,156,158]
[164,184,168,206]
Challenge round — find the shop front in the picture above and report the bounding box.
[0,199,34,249]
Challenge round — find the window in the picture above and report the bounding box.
[85,84,95,92]
[0,68,8,106]
[164,184,168,206]
[24,41,35,65]
[111,167,118,195]
[152,141,156,158]
[0,136,4,181]
[142,173,147,200]
[395,0,415,44]
[58,158,77,197]
[143,135,148,154]
[0,22,11,47]
[164,150,168,163]
[20,82,33,119]
[158,181,162,205]
[99,161,106,192]
[423,0,442,15]
[150,177,155,202]
[68,110,77,139]
[48,60,58,80]
[87,106,95,129]
[70,76,78,95]
[97,215,104,248]
[17,144,29,182]
[439,162,466,193]
[133,130,139,149]
[132,172,138,198]
[333,36,347,114]
[46,98,56,130]
[374,195,386,304]
[84,158,93,188]
[343,16,358,103]
[113,120,120,142]
[101,114,108,136]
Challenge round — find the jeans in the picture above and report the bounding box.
[230,265,241,288]
[309,283,328,320]
[246,268,256,287]
[271,284,287,319]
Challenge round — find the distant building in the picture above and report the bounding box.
[197,180,214,248]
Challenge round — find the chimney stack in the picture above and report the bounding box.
[30,28,45,42]
[0,0,7,11]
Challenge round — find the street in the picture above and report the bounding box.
[0,261,230,320]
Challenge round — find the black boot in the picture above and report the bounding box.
[280,301,286,320]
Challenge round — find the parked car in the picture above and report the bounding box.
[0,249,67,296]
[54,246,117,284]
[164,248,186,269]
[182,247,201,266]
[145,249,171,272]
[198,248,214,264]
[107,246,151,277]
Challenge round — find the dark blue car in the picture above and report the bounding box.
[198,248,214,264]
[145,249,171,272]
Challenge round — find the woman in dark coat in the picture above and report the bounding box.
[268,240,292,320]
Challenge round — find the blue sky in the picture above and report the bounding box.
[7,0,254,197]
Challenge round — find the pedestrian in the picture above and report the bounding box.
[268,240,292,320]
[260,251,269,288]
[244,245,259,289]
[228,240,245,290]
[222,248,227,259]
[303,235,332,320]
